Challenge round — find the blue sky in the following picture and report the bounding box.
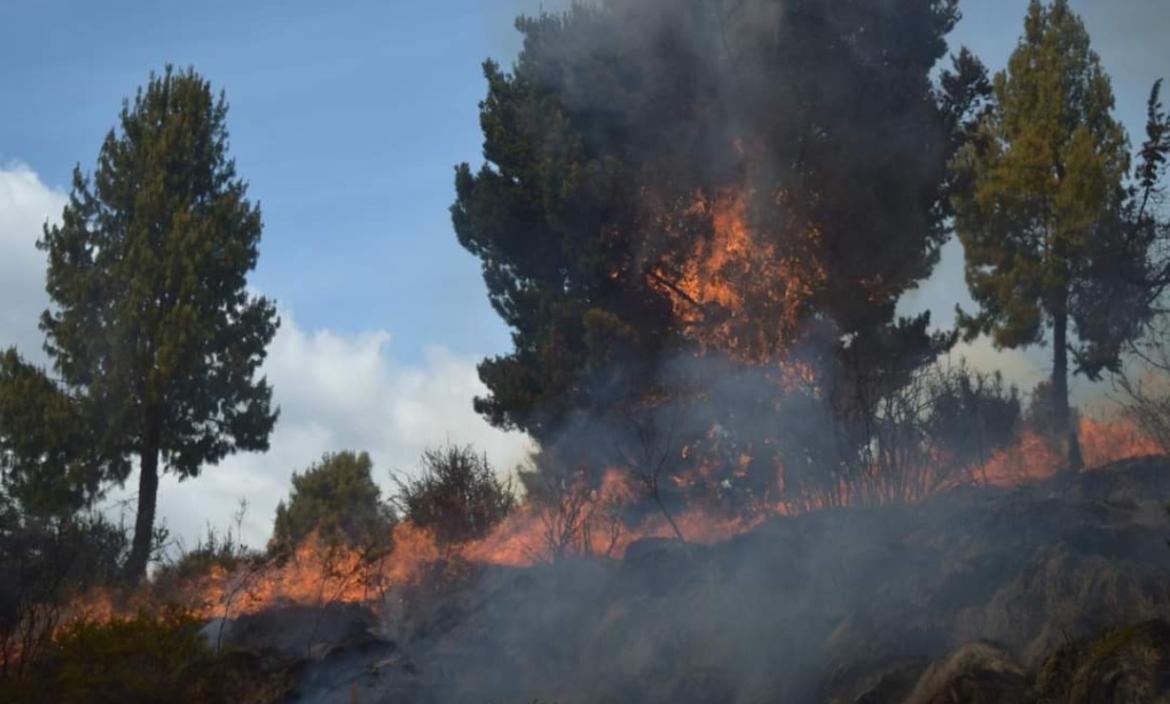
[2,0,563,362]
[1,0,1167,544]
[3,0,1166,363]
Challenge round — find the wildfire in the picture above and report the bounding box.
[61,417,1161,632]
[649,188,820,363]
[61,181,1148,641]
[976,417,1162,486]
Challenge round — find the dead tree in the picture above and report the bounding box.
[619,405,687,544]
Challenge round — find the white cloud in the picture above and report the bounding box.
[0,163,533,549]
[144,315,535,548]
[0,163,64,363]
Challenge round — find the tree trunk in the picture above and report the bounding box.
[651,484,687,545]
[125,437,160,582]
[1052,306,1082,471]
[1052,308,1070,433]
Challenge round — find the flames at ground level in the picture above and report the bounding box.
[64,416,1163,628]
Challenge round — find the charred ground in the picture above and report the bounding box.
[205,456,1170,703]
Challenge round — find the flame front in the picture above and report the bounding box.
[61,415,1161,630]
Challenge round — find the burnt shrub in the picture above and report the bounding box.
[393,444,516,547]
[155,524,254,585]
[1117,316,1170,455]
[928,363,1022,471]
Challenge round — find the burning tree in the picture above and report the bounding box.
[453,0,983,507]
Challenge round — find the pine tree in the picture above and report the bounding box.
[951,0,1133,466]
[37,66,279,580]
[453,0,973,493]
[271,451,394,551]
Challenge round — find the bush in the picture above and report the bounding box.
[1118,318,1170,454]
[0,500,128,677]
[151,504,265,604]
[833,360,1023,503]
[394,445,516,547]
[0,607,297,704]
[928,363,1021,470]
[270,451,395,553]
[157,526,252,584]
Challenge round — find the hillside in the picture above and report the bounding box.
[206,456,1170,703]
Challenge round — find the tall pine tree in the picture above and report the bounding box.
[951,0,1134,466]
[454,0,977,497]
[37,66,279,580]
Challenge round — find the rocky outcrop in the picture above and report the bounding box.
[836,619,1170,704]
[1032,620,1170,703]
[903,642,1027,704]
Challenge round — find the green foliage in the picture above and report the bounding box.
[271,451,394,551]
[453,0,974,493]
[36,65,279,578]
[1136,81,1170,201]
[41,609,205,703]
[1070,81,1170,382]
[0,349,96,517]
[927,363,1021,468]
[951,0,1140,439]
[394,445,515,547]
[0,608,296,704]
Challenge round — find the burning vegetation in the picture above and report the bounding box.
[22,413,1165,637]
[647,187,821,362]
[5,0,1170,702]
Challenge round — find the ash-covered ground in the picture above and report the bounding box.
[217,457,1170,703]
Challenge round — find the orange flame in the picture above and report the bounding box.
[649,188,820,363]
[976,417,1161,486]
[60,417,1160,632]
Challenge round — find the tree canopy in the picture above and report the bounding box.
[453,0,980,496]
[0,350,93,518]
[271,451,394,551]
[951,0,1149,460]
[31,66,279,579]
